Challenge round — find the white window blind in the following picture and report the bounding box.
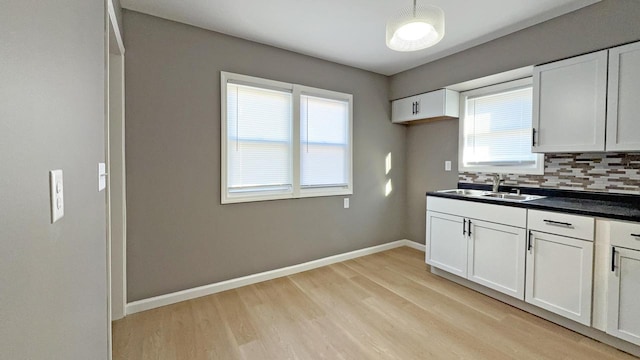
[226,83,292,193]
[222,72,353,204]
[462,86,537,167]
[300,95,349,188]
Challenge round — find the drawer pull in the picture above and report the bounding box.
[543,219,574,228]
[463,219,466,236]
[468,220,472,236]
[528,231,533,251]
[631,233,640,238]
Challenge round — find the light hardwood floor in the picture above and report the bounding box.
[113,247,637,359]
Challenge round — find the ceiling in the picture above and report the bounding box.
[121,0,600,76]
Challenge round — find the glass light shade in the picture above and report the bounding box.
[386,5,444,52]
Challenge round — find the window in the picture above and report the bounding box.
[221,72,353,204]
[459,78,543,175]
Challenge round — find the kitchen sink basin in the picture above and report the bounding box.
[437,189,487,196]
[437,189,545,202]
[480,193,545,202]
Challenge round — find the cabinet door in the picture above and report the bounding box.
[467,220,526,300]
[607,41,640,151]
[426,211,467,278]
[525,231,594,325]
[532,50,608,153]
[414,91,443,119]
[391,96,420,123]
[607,247,640,346]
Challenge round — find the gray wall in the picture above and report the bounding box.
[0,1,108,359]
[391,0,640,99]
[406,120,459,244]
[396,0,640,245]
[124,11,407,301]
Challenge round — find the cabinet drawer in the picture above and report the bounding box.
[528,210,594,241]
[610,220,640,250]
[427,196,526,228]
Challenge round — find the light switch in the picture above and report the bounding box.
[445,161,452,171]
[50,170,64,223]
[344,198,350,209]
[98,162,107,191]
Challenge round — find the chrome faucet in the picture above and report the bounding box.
[491,174,504,192]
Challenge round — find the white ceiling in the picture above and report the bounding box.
[121,0,600,76]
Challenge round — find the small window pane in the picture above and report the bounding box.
[227,83,292,191]
[300,95,349,187]
[463,86,537,167]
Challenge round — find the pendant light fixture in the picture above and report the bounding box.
[386,0,444,52]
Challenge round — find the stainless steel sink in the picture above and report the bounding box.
[480,192,545,202]
[437,189,487,196]
[437,189,545,202]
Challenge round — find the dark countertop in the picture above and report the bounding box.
[426,184,640,222]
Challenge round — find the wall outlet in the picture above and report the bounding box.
[344,198,349,209]
[445,161,452,171]
[49,170,64,223]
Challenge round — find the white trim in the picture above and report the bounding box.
[404,239,426,251]
[220,71,353,204]
[107,0,125,55]
[108,52,127,321]
[125,239,421,315]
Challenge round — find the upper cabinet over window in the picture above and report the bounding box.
[532,40,640,153]
[391,89,459,124]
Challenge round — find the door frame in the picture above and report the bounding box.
[106,0,125,358]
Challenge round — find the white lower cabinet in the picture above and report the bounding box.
[468,220,526,300]
[426,211,467,278]
[525,231,594,326]
[607,247,640,345]
[426,197,527,300]
[606,220,640,346]
[427,196,640,351]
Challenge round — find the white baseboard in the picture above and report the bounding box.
[126,239,424,315]
[404,239,426,251]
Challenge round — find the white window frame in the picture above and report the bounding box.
[221,71,353,204]
[458,78,544,175]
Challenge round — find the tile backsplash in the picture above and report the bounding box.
[459,153,640,194]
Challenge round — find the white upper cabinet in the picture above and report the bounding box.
[532,50,608,153]
[392,89,459,124]
[606,41,640,151]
